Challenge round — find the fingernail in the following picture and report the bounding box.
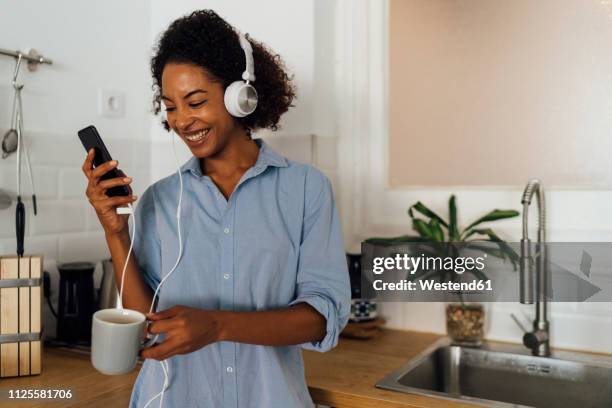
[132,195,138,200]
[123,177,132,182]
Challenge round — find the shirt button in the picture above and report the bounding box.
[223,227,230,234]
[226,366,233,373]
[223,273,231,280]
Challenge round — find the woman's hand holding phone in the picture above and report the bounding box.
[82,148,138,236]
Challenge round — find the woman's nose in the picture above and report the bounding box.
[174,108,196,131]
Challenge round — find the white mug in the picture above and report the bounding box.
[91,308,158,375]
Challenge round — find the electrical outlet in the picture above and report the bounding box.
[98,89,125,118]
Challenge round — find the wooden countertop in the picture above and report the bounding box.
[0,329,474,408]
[0,347,138,408]
[304,329,475,408]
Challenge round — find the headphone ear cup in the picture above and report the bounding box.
[224,81,258,117]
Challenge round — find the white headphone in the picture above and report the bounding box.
[224,33,258,117]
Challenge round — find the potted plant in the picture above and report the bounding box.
[365,195,519,346]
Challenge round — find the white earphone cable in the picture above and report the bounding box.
[141,134,184,408]
[115,131,183,408]
[146,134,184,317]
[118,205,135,309]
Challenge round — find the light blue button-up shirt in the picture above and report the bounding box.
[128,139,351,408]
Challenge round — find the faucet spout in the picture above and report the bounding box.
[519,179,550,357]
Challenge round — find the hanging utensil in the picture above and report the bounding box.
[7,53,38,257]
[14,80,37,215]
[2,63,20,159]
[1,48,50,160]
[1,128,18,158]
[2,62,19,159]
[0,48,51,256]
[16,196,25,256]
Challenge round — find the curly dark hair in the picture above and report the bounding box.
[151,9,296,134]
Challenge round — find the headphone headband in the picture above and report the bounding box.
[238,33,255,83]
[224,32,258,117]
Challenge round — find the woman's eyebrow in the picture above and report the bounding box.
[161,89,208,102]
[183,89,208,99]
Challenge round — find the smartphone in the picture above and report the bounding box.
[77,125,130,197]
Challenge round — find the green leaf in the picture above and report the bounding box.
[464,240,519,271]
[448,195,459,241]
[463,228,504,241]
[429,218,445,242]
[464,230,517,259]
[408,207,415,219]
[412,218,435,239]
[411,202,449,227]
[462,209,519,236]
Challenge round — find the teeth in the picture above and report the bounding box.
[185,129,210,141]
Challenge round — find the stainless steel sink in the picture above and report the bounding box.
[376,338,612,407]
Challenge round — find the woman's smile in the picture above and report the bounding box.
[183,128,211,144]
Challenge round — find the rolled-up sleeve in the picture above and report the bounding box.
[288,169,351,352]
[130,184,162,291]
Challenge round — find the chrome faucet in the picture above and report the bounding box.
[519,179,550,357]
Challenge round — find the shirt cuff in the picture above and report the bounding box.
[289,294,341,353]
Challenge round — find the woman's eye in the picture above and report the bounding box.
[189,100,206,108]
[164,107,176,112]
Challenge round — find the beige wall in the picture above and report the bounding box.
[388,0,612,188]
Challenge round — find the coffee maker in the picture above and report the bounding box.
[56,262,96,344]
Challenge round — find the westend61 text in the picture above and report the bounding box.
[372,279,493,292]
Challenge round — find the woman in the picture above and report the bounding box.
[82,10,350,408]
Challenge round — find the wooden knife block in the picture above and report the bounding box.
[0,255,42,377]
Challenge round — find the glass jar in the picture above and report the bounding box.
[446,303,484,346]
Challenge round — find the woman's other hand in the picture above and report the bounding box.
[142,305,225,361]
[82,148,137,236]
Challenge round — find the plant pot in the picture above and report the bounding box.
[446,303,484,346]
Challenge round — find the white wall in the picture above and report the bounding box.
[0,0,152,337]
[336,0,612,353]
[387,0,612,188]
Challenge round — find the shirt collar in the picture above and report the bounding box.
[180,138,288,178]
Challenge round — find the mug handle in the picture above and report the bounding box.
[141,320,159,349]
[141,333,159,349]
